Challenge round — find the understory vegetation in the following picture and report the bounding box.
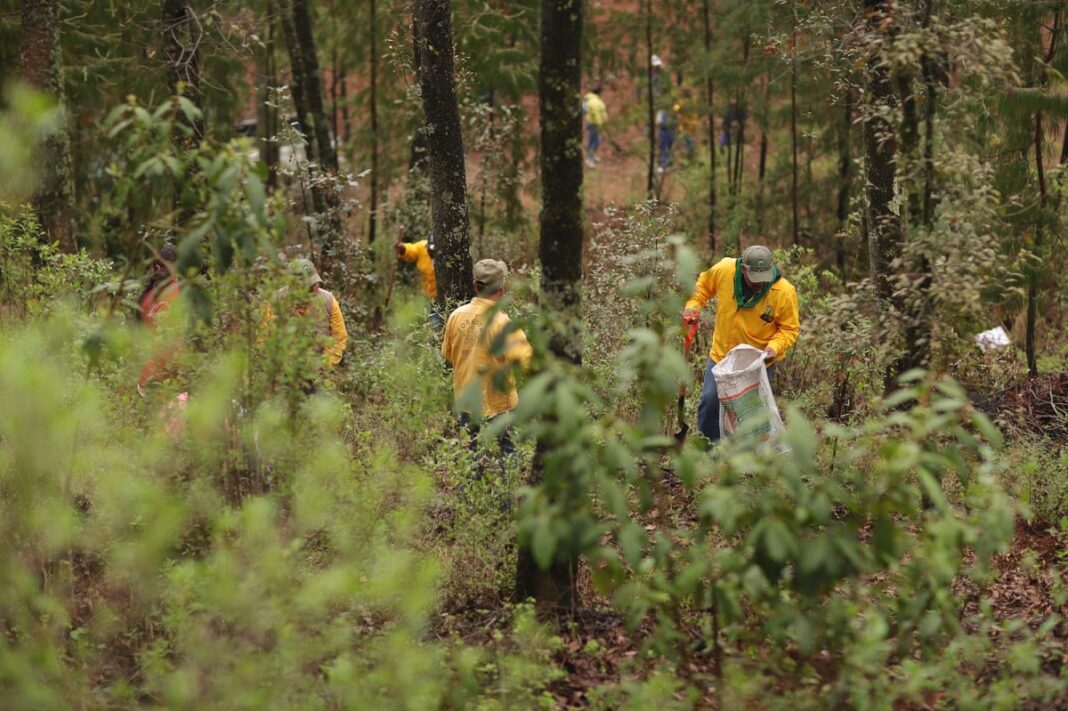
[3,0,1068,707]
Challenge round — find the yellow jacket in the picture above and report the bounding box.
[399,240,437,300]
[686,257,800,365]
[584,92,607,127]
[441,297,533,419]
[321,289,348,366]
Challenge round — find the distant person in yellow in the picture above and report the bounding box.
[674,87,699,162]
[277,258,348,367]
[395,236,443,328]
[441,259,532,453]
[683,245,800,442]
[583,85,608,169]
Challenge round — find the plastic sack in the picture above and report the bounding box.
[975,326,1011,352]
[712,344,786,441]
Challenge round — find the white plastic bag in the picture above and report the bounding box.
[712,344,786,441]
[975,326,1011,352]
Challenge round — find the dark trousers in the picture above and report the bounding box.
[458,412,516,455]
[696,358,776,442]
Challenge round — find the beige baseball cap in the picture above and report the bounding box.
[741,245,775,283]
[473,259,508,293]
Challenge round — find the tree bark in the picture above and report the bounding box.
[645,0,656,199]
[1026,10,1059,378]
[514,0,584,616]
[835,92,853,276]
[369,0,379,242]
[259,0,281,192]
[19,0,75,249]
[415,0,473,304]
[862,0,905,389]
[162,0,204,142]
[702,0,716,251]
[790,2,800,247]
[291,0,337,173]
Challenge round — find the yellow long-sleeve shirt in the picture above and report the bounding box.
[441,297,533,419]
[399,240,438,300]
[262,287,348,367]
[584,92,607,127]
[686,257,800,365]
[322,290,348,366]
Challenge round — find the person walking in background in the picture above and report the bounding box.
[441,259,532,454]
[395,236,443,328]
[137,243,181,394]
[656,103,678,173]
[583,85,608,169]
[674,88,699,162]
[682,245,800,443]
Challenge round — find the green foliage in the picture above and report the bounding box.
[0,204,114,320]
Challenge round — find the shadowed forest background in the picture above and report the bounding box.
[2,0,1068,707]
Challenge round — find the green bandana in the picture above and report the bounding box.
[734,258,781,309]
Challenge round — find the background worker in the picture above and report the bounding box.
[683,245,800,442]
[674,87,699,162]
[441,259,532,454]
[395,236,442,328]
[583,85,608,168]
[137,243,181,394]
[288,258,348,368]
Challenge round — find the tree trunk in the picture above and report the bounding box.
[19,0,75,249]
[415,0,473,304]
[259,0,281,192]
[790,2,800,247]
[278,2,317,164]
[835,92,852,276]
[514,0,584,616]
[161,0,204,142]
[1026,10,1059,378]
[291,0,337,173]
[702,0,716,251]
[862,0,904,389]
[645,0,656,199]
[369,0,379,242]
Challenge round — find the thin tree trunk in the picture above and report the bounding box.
[835,92,853,276]
[703,0,716,251]
[161,0,204,142]
[1026,10,1059,377]
[646,0,656,199]
[790,1,800,247]
[369,0,379,242]
[19,0,75,249]
[415,0,473,304]
[260,0,280,192]
[731,37,749,197]
[515,0,584,615]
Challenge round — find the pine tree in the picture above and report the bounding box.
[415,0,474,303]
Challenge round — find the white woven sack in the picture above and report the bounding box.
[712,344,786,441]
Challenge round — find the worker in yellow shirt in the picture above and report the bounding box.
[582,85,608,168]
[287,258,348,367]
[674,87,700,162]
[394,236,442,328]
[441,259,532,453]
[683,245,800,442]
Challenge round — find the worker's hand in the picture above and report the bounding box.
[763,346,777,361]
[682,308,700,325]
[394,241,405,256]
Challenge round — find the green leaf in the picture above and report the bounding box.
[531,523,556,571]
[619,522,646,569]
